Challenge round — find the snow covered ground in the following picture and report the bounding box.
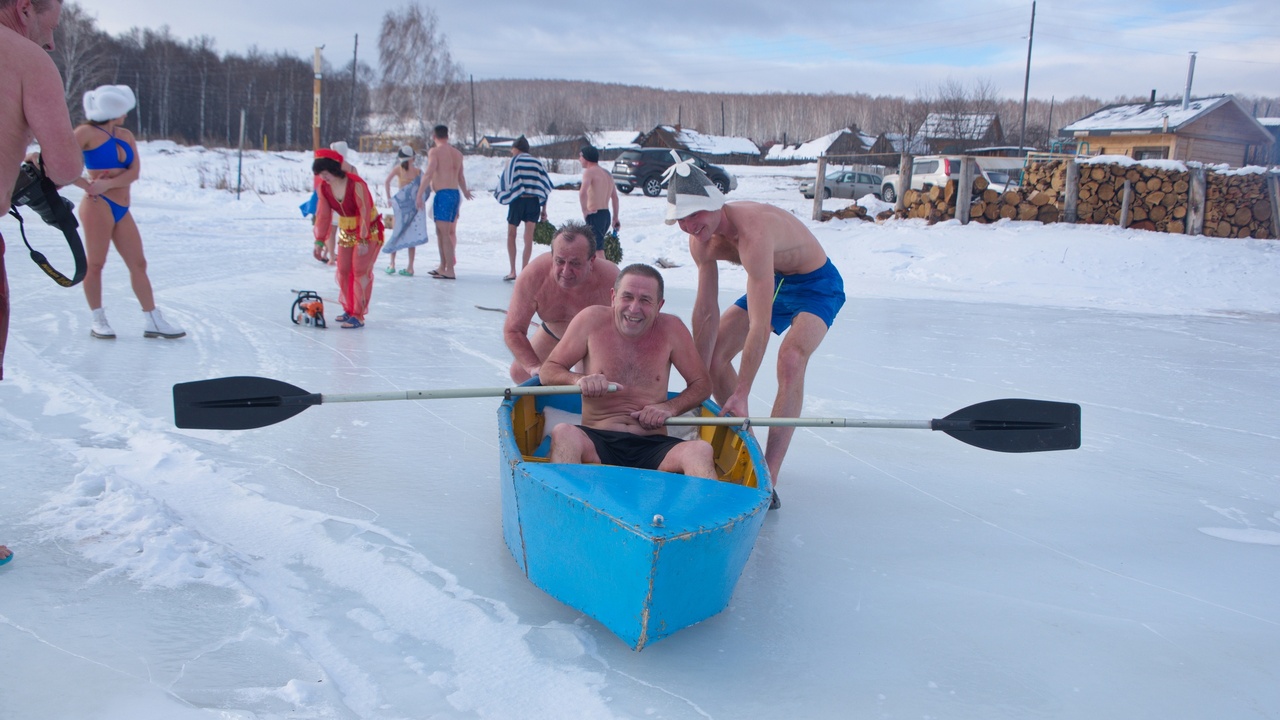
[1,144,1278,720]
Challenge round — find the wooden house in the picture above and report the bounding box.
[476,136,515,156]
[763,126,878,164]
[640,125,760,164]
[918,113,1004,153]
[1060,96,1273,166]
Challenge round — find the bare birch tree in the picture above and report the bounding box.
[377,2,464,141]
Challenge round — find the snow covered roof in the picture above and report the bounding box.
[884,132,928,155]
[764,128,878,161]
[1062,96,1231,135]
[919,113,998,140]
[1258,118,1280,128]
[657,125,760,156]
[586,130,642,150]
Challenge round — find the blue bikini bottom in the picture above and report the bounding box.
[99,196,129,223]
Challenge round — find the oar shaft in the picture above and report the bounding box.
[318,384,610,405]
[664,416,932,429]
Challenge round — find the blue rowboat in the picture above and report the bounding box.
[497,381,773,650]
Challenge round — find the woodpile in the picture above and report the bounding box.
[1075,162,1191,233]
[1203,172,1274,239]
[968,185,1060,224]
[894,175,989,223]
[821,203,873,222]
[879,156,1277,238]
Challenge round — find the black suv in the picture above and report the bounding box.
[611,148,737,197]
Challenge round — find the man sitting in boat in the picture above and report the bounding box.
[504,221,619,382]
[541,264,717,479]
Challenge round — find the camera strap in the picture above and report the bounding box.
[7,206,87,287]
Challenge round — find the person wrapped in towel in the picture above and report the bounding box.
[312,147,384,329]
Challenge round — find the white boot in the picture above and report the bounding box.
[143,308,186,339]
[90,307,116,339]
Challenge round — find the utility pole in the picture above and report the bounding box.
[1018,0,1036,156]
[349,34,358,145]
[470,75,477,147]
[312,46,324,150]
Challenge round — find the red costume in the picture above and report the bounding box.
[314,167,384,324]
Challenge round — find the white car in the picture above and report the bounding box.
[880,156,990,203]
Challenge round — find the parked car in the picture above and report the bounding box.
[611,148,738,197]
[880,156,991,203]
[985,169,1016,194]
[799,170,883,200]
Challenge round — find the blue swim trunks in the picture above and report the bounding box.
[433,188,461,222]
[733,257,846,334]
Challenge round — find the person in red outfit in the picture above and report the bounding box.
[312,147,384,328]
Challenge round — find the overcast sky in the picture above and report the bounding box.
[91,0,1279,104]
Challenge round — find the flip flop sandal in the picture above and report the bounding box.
[385,266,396,274]
[340,316,364,329]
[399,269,414,276]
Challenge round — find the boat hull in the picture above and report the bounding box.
[497,386,771,650]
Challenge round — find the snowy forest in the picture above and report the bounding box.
[50,2,1280,154]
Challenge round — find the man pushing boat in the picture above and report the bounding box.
[504,221,618,383]
[540,263,716,479]
[666,155,847,508]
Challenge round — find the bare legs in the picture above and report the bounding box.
[505,222,536,280]
[709,306,829,484]
[434,221,457,278]
[80,197,157,312]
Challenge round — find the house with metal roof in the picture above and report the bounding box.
[1060,96,1273,166]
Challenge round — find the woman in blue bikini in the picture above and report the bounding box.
[73,85,184,339]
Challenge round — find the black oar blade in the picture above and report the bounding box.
[173,376,320,430]
[933,399,1081,453]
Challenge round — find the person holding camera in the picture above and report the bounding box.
[72,84,184,339]
[2,0,85,383]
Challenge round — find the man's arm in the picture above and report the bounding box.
[689,238,721,367]
[609,183,620,228]
[720,235,776,419]
[631,316,711,430]
[578,173,590,217]
[541,308,613,396]
[25,51,82,185]
[503,275,543,379]
[415,152,435,207]
[456,153,472,200]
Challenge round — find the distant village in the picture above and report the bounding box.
[360,95,1277,173]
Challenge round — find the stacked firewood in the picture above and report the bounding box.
[1203,172,1274,239]
[968,186,1061,224]
[895,175,989,222]
[1077,163,1191,233]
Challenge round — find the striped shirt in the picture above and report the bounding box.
[495,152,552,205]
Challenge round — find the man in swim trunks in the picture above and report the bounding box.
[668,159,846,508]
[1,0,85,380]
[415,124,471,279]
[541,263,715,479]
[578,144,618,257]
[504,221,618,383]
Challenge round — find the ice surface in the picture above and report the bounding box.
[1,145,1277,719]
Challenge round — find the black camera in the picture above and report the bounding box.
[11,160,78,231]
[9,159,86,287]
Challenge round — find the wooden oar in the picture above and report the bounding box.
[173,375,612,431]
[665,398,1081,453]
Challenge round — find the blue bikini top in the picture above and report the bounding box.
[83,126,134,170]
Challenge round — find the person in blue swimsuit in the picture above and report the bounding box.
[73,85,184,340]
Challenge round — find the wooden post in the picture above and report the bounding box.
[1269,172,1280,239]
[811,155,827,221]
[312,47,323,151]
[957,156,974,225]
[1119,179,1132,228]
[1063,159,1079,223]
[895,154,912,213]
[1187,164,1207,235]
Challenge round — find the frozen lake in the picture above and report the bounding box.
[1,146,1278,719]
